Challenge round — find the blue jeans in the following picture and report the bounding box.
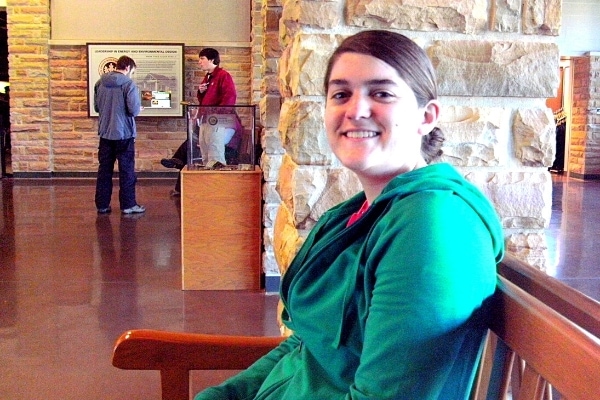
[95,137,137,210]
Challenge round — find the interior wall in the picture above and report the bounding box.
[50,0,251,44]
[557,0,600,56]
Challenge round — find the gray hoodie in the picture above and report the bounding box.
[94,71,141,140]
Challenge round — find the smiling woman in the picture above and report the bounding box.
[324,53,436,202]
[323,31,445,204]
[193,30,505,400]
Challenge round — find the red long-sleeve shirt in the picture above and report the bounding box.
[196,66,237,106]
[196,66,242,150]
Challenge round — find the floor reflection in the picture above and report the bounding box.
[0,178,279,399]
[545,174,600,300]
[96,213,142,341]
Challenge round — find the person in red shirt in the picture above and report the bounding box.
[160,48,241,196]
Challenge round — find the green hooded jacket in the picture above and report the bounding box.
[195,163,505,400]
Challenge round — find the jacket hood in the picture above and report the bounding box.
[99,71,131,88]
[372,163,504,263]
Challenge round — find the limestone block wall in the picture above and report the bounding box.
[259,0,563,277]
[7,0,51,172]
[569,53,600,179]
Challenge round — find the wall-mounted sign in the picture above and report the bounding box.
[87,43,184,117]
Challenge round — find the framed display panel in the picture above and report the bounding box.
[185,104,256,169]
[87,43,184,117]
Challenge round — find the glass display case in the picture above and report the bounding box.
[185,104,256,171]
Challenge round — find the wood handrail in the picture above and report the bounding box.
[498,253,600,337]
[490,277,600,399]
[113,330,284,370]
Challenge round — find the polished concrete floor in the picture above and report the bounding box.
[545,173,600,300]
[0,178,280,399]
[0,173,598,399]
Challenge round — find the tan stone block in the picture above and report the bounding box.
[261,153,283,182]
[52,111,85,121]
[505,234,550,271]
[347,0,487,34]
[278,99,332,165]
[277,45,293,98]
[279,33,342,96]
[262,74,280,95]
[7,44,39,54]
[281,0,341,39]
[263,181,282,204]
[428,40,560,97]
[26,161,52,172]
[308,167,361,223]
[465,170,553,229]
[277,153,298,211]
[264,203,280,229]
[259,95,282,128]
[262,251,280,276]
[23,146,50,155]
[261,127,285,156]
[263,31,283,58]
[21,99,49,108]
[491,0,520,32]
[273,201,303,274]
[60,68,85,81]
[288,165,329,227]
[54,147,87,155]
[265,6,282,30]
[522,0,561,36]
[513,108,556,167]
[50,123,75,133]
[50,45,84,55]
[438,106,508,166]
[265,58,279,75]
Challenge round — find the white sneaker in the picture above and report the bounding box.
[122,204,146,214]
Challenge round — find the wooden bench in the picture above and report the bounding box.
[112,273,600,400]
[498,253,600,337]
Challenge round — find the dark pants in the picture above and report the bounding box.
[95,137,137,210]
[172,140,188,193]
[170,138,238,193]
[173,139,189,165]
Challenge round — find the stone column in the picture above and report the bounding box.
[7,0,51,173]
[258,0,285,283]
[569,53,600,179]
[265,0,562,276]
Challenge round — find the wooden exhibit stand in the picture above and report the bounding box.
[180,166,262,290]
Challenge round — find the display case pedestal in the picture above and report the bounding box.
[181,166,262,290]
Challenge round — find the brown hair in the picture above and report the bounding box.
[324,30,444,163]
[116,55,137,71]
[199,48,221,66]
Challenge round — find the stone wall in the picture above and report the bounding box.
[257,0,563,278]
[7,0,252,175]
[569,53,600,179]
[7,0,51,172]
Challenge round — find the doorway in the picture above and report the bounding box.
[547,58,573,175]
[0,9,8,177]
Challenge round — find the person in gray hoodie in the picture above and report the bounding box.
[94,55,145,214]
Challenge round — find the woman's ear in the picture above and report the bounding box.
[418,100,441,136]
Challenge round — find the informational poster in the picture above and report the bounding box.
[87,43,184,117]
